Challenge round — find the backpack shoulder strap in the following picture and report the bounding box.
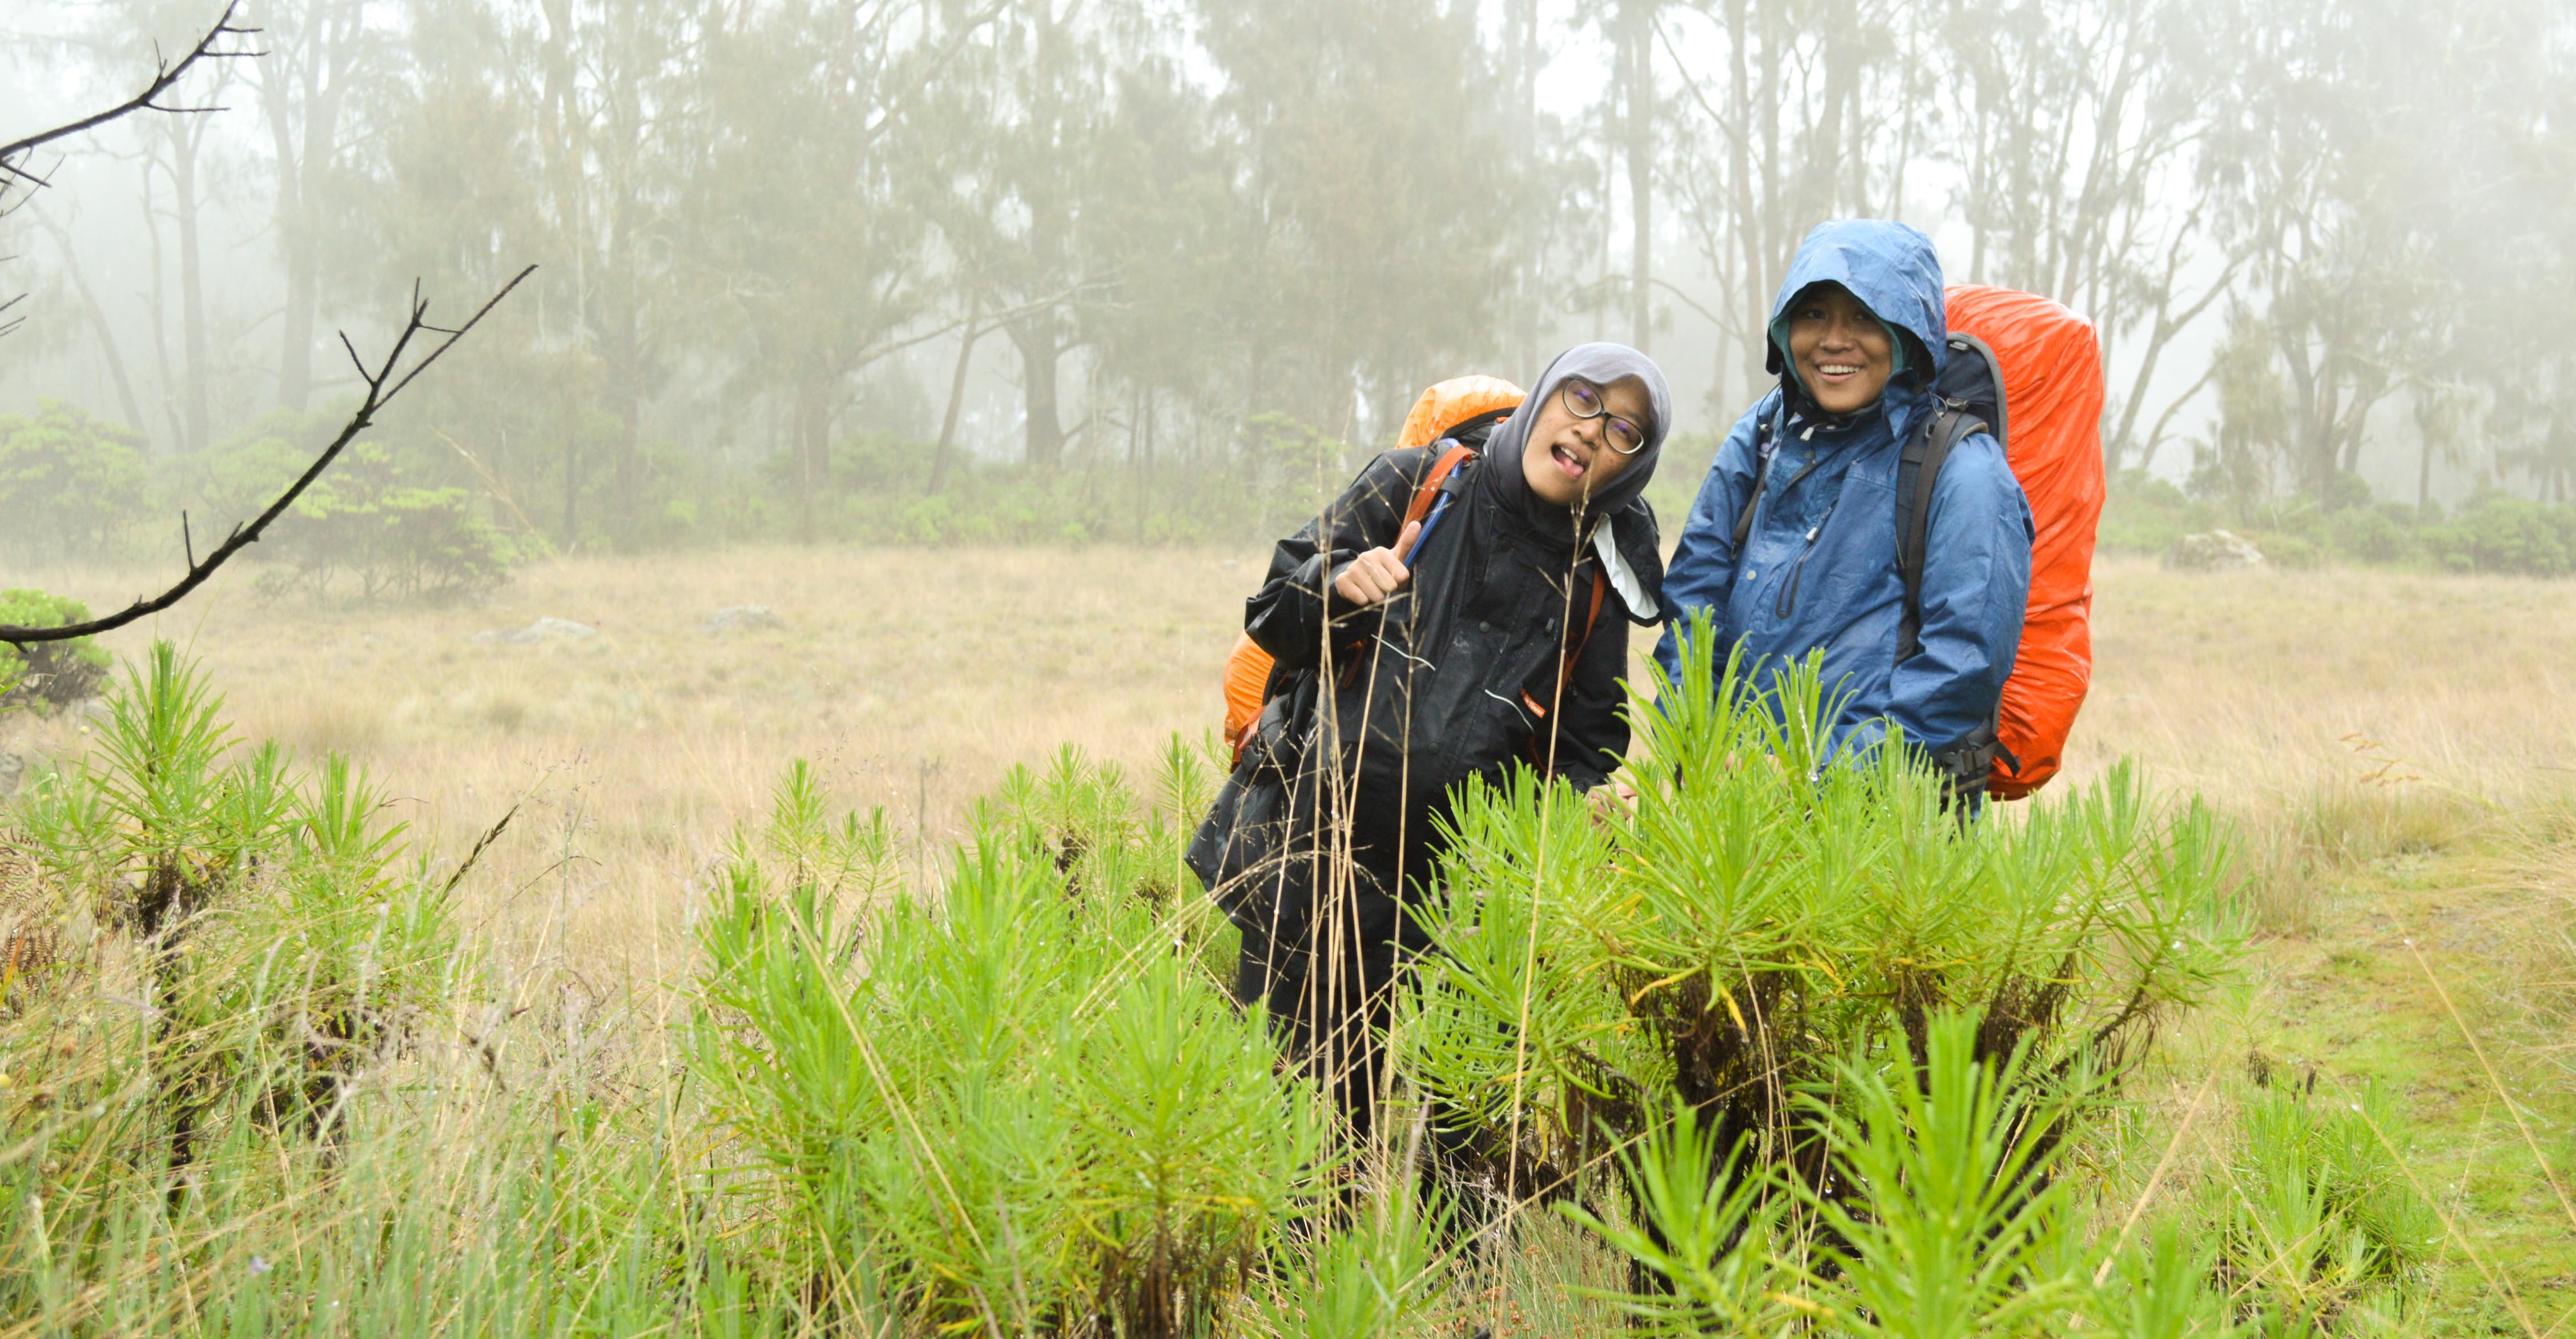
[1893,407,1988,662]
[1405,443,1476,527]
[1569,568,1607,661]
[1525,568,1612,731]
[1400,442,1478,562]
[1729,408,1784,554]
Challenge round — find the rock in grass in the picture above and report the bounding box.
[2167,529,2265,570]
[474,617,598,645]
[704,605,784,634]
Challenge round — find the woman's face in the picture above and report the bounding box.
[1520,375,1652,509]
[1784,284,1896,415]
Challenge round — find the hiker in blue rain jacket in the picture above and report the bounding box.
[1654,220,2032,798]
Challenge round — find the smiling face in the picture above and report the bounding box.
[1520,375,1652,509]
[1784,284,1897,416]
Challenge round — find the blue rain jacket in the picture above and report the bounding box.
[1652,220,2034,758]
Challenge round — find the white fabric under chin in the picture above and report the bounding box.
[1592,516,1657,621]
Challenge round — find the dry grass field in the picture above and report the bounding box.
[15,546,2576,1055]
[5,545,2575,1329]
[7,548,2572,973]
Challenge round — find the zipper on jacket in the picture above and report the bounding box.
[1756,450,1833,618]
[1775,523,1823,619]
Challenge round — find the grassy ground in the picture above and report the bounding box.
[6,547,2575,1329]
[2143,802,2576,1331]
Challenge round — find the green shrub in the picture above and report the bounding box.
[2106,466,2576,578]
[0,400,149,562]
[196,412,517,601]
[1788,1014,2094,1337]
[2420,493,2576,576]
[12,644,463,1146]
[1398,626,2237,1235]
[2325,504,2424,566]
[1576,1011,2249,1339]
[2099,471,2213,556]
[0,588,111,710]
[2211,1082,2437,1328]
[691,751,1321,1333]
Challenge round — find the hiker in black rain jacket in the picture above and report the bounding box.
[1188,344,1671,1138]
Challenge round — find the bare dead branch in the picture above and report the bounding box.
[0,266,537,648]
[1,3,264,339]
[0,2,264,173]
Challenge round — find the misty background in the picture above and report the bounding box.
[2,0,2570,589]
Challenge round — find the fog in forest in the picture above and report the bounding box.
[3,0,2571,577]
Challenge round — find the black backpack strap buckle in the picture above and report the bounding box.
[1930,712,2006,814]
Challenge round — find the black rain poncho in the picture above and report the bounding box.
[1187,343,1672,1133]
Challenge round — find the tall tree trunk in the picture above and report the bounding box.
[794,371,832,541]
[1726,0,1758,401]
[277,231,319,411]
[562,415,582,546]
[1008,313,1065,471]
[1507,0,1540,372]
[171,123,211,455]
[40,214,148,441]
[139,162,185,451]
[257,8,310,412]
[257,0,359,412]
[1622,0,1654,353]
[929,292,986,494]
[1803,0,1858,236]
[611,340,641,542]
[2416,418,2434,512]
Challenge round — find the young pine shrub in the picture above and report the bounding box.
[693,761,1326,1337]
[183,751,466,1135]
[1398,625,2237,1258]
[989,739,1242,985]
[1256,1183,1443,1339]
[10,644,465,1161]
[0,646,474,1329]
[2209,1082,2437,1331]
[1788,1012,2096,1338]
[1583,1012,2249,1339]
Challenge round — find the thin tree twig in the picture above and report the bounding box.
[0,1,264,185]
[0,266,537,647]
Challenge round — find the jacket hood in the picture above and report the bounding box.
[1765,220,1949,402]
[1483,341,1672,526]
[1466,341,1671,622]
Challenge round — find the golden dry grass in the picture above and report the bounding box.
[6,548,2571,976]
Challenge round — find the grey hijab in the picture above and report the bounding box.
[1476,341,1673,543]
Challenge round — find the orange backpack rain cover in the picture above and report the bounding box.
[1221,376,1528,757]
[1946,286,2104,800]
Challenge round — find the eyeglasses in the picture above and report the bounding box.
[1559,378,1648,455]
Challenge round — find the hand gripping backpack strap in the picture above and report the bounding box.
[1237,441,1479,761]
[1401,443,1479,563]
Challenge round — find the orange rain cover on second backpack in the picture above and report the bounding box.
[1221,376,1528,758]
[1946,286,2106,801]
